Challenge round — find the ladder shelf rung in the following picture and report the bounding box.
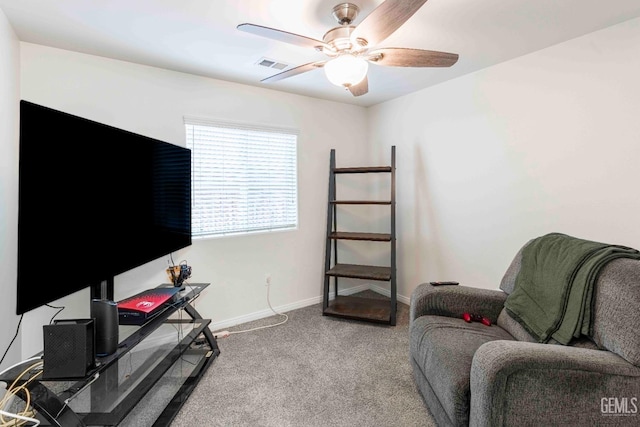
[330,200,391,205]
[326,264,391,281]
[334,166,392,174]
[329,232,391,242]
[323,296,392,323]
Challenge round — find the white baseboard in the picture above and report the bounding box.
[334,283,371,297]
[209,284,409,332]
[369,283,411,305]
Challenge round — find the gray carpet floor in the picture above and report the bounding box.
[170,291,436,427]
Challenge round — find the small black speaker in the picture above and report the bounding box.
[43,319,95,379]
[91,299,119,356]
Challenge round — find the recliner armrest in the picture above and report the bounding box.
[470,340,640,427]
[409,283,507,323]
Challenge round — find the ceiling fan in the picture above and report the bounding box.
[237,0,458,97]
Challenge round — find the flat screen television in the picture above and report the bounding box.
[17,100,192,314]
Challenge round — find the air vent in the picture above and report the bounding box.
[256,57,289,71]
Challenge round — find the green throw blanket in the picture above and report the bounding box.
[504,232,640,344]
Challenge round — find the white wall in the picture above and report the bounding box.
[19,43,370,357]
[369,17,640,299]
[0,8,20,371]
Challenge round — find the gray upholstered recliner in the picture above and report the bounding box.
[409,241,640,426]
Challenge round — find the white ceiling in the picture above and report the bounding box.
[2,0,640,107]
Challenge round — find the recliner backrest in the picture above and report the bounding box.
[497,241,538,341]
[499,241,529,295]
[590,258,640,366]
[499,240,640,366]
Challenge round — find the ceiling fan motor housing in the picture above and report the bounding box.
[332,3,359,25]
[323,25,358,53]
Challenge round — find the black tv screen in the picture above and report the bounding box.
[17,100,192,314]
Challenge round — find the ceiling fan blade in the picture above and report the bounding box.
[348,76,369,97]
[261,61,326,83]
[351,0,428,48]
[368,48,458,67]
[237,23,334,52]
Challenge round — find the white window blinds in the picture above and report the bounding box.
[184,117,298,238]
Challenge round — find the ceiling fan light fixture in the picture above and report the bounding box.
[324,54,368,87]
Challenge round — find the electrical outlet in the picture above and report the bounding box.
[265,274,272,286]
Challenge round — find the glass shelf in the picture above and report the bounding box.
[0,283,219,427]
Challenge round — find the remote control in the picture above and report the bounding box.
[429,281,459,286]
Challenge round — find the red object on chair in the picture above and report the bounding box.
[462,312,491,326]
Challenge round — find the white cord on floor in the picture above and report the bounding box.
[214,282,288,337]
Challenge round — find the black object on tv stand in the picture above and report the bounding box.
[91,278,115,302]
[1,283,219,426]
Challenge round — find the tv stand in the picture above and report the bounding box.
[1,283,219,426]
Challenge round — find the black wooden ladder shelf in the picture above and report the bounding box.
[322,146,397,325]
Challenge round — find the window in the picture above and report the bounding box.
[185,117,298,238]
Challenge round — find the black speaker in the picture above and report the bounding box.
[91,299,119,356]
[43,319,95,379]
